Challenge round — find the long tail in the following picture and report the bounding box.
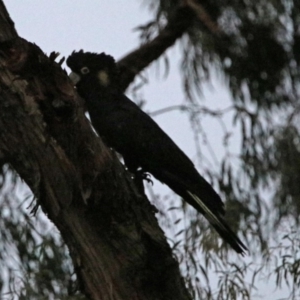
[187,191,247,254]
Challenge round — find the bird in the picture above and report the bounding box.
[66,50,247,254]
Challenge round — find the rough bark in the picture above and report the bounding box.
[0,1,192,300]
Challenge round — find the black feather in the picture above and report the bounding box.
[67,51,248,254]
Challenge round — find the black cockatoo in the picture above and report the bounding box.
[66,51,247,254]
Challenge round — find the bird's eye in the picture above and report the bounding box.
[80,67,90,74]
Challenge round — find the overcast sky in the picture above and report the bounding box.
[3,1,290,299]
[5,0,237,163]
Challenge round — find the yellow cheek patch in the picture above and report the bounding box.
[97,70,110,86]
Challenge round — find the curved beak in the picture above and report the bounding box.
[69,72,81,85]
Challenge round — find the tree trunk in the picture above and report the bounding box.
[0,1,191,299]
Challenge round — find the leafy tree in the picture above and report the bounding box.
[0,0,300,299]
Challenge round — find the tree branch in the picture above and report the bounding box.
[184,0,221,35]
[117,0,222,92]
[0,0,18,40]
[117,5,194,92]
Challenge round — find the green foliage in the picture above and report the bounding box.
[273,126,300,221]
[0,168,86,300]
[1,0,300,299]
[144,0,298,107]
[138,0,300,298]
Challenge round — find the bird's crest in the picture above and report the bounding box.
[67,50,115,72]
[67,50,118,87]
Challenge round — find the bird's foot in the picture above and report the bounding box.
[135,170,153,185]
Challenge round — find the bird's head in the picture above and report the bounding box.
[66,50,118,94]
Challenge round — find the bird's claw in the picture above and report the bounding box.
[142,173,153,185]
[135,169,153,185]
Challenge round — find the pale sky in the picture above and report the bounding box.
[3,1,290,299]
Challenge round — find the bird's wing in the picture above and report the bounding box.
[96,93,196,175]
[88,93,225,215]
